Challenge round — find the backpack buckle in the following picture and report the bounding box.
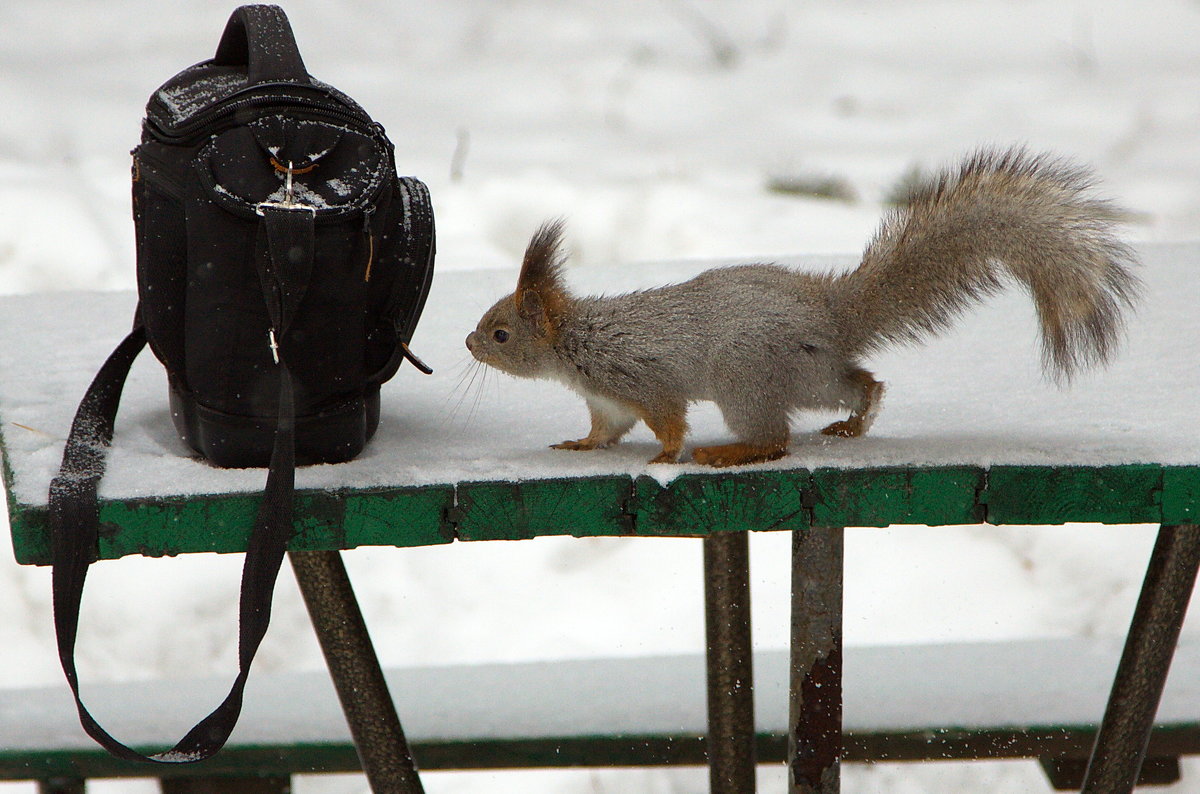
[255,159,317,216]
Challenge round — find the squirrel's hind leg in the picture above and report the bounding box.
[821,368,885,438]
[640,405,688,464]
[552,398,637,451]
[695,399,790,467]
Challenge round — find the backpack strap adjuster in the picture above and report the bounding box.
[255,202,316,216]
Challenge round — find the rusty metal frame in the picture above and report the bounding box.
[289,550,425,793]
[278,519,1200,794]
[703,531,757,793]
[788,526,843,794]
[1082,523,1200,792]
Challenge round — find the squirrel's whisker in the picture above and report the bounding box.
[443,359,485,427]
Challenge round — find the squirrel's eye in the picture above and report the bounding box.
[493,329,510,343]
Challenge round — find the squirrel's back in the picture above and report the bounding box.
[834,148,1140,380]
[555,265,840,402]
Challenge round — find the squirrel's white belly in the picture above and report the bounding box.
[553,371,640,422]
[586,390,638,423]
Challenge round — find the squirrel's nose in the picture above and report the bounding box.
[465,332,476,353]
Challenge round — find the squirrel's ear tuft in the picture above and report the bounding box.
[514,219,570,335]
[517,219,568,296]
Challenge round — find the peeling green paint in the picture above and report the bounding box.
[9,464,1196,564]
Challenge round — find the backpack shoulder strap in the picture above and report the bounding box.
[50,261,301,763]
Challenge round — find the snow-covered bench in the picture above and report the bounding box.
[3,639,1200,791]
[4,247,1197,566]
[2,244,1198,792]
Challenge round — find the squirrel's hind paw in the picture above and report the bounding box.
[823,373,884,438]
[820,418,866,438]
[693,442,788,468]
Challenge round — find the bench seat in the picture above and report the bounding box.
[4,637,1199,790]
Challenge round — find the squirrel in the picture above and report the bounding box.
[465,148,1141,467]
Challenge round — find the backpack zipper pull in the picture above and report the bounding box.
[256,160,317,216]
[362,206,376,282]
[282,161,296,206]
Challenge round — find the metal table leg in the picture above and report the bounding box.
[703,531,757,794]
[289,550,424,794]
[788,526,843,794]
[1081,523,1200,793]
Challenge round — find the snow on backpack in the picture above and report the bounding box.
[47,5,435,763]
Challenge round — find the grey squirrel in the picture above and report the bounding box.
[466,148,1141,467]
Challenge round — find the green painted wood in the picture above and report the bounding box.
[0,736,719,780]
[1163,467,1200,525]
[10,486,455,566]
[159,776,292,794]
[11,462,1192,565]
[632,470,809,536]
[809,466,984,528]
[0,744,359,782]
[453,476,634,541]
[984,465,1163,525]
[0,434,35,562]
[96,494,263,559]
[5,725,1200,781]
[8,502,49,566]
[297,486,455,550]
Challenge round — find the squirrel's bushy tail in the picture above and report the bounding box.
[835,148,1141,380]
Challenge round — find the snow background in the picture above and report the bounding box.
[2,1,1200,791]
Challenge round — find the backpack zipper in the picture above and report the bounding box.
[140,86,393,221]
[147,86,377,145]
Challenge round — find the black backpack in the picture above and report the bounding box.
[48,5,434,763]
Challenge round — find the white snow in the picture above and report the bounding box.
[3,2,1200,792]
[8,639,1200,752]
[263,178,331,209]
[325,178,352,197]
[154,72,246,125]
[1,242,1196,509]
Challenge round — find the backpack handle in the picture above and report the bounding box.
[212,5,309,86]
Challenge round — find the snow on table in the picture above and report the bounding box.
[0,243,1197,560]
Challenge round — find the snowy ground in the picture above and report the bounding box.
[2,1,1200,791]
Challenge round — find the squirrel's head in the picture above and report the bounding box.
[466,219,571,378]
